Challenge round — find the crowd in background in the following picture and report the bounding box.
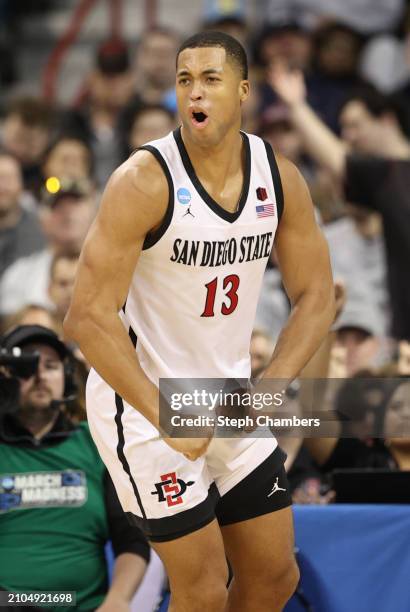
[1,0,410,527]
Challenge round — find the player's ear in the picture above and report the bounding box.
[239,80,250,103]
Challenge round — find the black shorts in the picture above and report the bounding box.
[216,447,292,527]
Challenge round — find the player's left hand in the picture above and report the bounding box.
[95,594,130,612]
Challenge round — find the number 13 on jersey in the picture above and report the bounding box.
[201,275,240,317]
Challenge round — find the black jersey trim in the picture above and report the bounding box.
[137,145,174,250]
[173,127,251,223]
[128,325,138,347]
[126,482,220,542]
[114,327,147,520]
[263,140,284,223]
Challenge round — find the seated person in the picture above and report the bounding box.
[305,373,410,475]
[0,325,150,611]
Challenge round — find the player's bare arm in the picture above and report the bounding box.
[261,156,336,382]
[63,152,209,459]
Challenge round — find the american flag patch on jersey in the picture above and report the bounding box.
[256,203,275,218]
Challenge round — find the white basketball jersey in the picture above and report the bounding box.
[117,127,284,385]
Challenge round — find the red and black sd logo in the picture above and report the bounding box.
[151,472,194,507]
[256,187,268,201]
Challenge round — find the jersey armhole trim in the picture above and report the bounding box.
[263,140,284,223]
[137,145,174,250]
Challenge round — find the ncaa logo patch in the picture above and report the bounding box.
[1,476,14,490]
[177,187,191,205]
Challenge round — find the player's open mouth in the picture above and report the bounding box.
[191,110,209,129]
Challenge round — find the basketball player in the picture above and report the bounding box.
[65,32,335,612]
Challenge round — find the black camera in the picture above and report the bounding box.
[0,347,40,414]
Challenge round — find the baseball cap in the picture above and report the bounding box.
[96,38,130,75]
[1,325,69,361]
[42,177,94,208]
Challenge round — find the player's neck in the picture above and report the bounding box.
[181,127,244,187]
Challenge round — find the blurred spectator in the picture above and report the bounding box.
[121,103,175,159]
[263,0,406,35]
[1,304,61,336]
[254,259,289,344]
[324,211,389,338]
[338,86,410,152]
[42,135,94,184]
[360,33,410,94]
[1,96,55,192]
[201,0,249,49]
[269,65,410,340]
[203,15,248,48]
[307,22,365,132]
[333,327,393,377]
[134,27,180,106]
[308,166,345,223]
[258,21,365,132]
[312,23,364,80]
[48,251,79,325]
[305,376,410,476]
[0,179,96,316]
[62,39,135,186]
[253,22,312,121]
[396,14,410,103]
[0,152,45,277]
[258,104,314,179]
[0,325,150,610]
[253,23,312,72]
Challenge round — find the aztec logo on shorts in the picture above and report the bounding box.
[151,472,194,507]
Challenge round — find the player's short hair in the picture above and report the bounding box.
[177,31,248,80]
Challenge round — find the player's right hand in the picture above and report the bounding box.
[163,436,212,461]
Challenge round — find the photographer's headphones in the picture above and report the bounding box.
[0,324,78,403]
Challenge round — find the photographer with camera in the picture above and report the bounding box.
[0,325,150,611]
